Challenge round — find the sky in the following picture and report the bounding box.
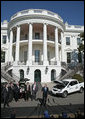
[1,1,84,25]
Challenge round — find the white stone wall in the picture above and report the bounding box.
[12,65,61,83]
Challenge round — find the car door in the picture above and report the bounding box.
[67,81,78,93]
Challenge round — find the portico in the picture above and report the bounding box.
[9,23,62,66]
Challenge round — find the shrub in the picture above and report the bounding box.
[72,74,84,82]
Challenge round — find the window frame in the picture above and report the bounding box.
[67,52,71,63]
[35,50,40,62]
[2,35,7,44]
[35,32,40,39]
[77,38,81,45]
[66,37,70,45]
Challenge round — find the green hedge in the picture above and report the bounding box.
[72,74,84,82]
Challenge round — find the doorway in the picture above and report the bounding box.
[34,69,41,82]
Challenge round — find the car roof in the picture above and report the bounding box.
[62,79,77,82]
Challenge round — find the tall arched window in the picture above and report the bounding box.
[51,69,56,81]
[20,69,24,81]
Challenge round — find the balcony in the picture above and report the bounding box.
[16,61,58,65]
[11,9,63,23]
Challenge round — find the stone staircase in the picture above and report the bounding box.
[1,62,19,83]
[60,63,83,80]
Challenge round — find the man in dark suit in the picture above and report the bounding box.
[8,82,14,102]
[41,84,49,106]
[14,83,20,102]
[2,83,10,108]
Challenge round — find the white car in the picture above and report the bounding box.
[52,79,84,98]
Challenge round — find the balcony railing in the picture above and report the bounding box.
[32,61,43,65]
[17,61,58,65]
[18,61,26,65]
[11,9,63,22]
[49,61,57,65]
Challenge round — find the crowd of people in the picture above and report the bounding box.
[1,81,49,108]
[1,81,84,118]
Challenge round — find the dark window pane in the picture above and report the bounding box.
[67,52,71,63]
[66,37,70,45]
[35,33,40,39]
[35,50,40,62]
[3,35,6,44]
[1,51,5,62]
[77,38,81,45]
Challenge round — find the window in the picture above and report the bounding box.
[48,51,50,61]
[13,52,15,61]
[35,50,40,62]
[24,51,27,63]
[13,35,16,43]
[66,37,70,45]
[47,35,50,40]
[25,34,27,39]
[35,33,40,39]
[67,52,71,63]
[1,51,5,62]
[2,35,7,44]
[20,70,24,80]
[77,38,81,45]
[69,81,78,86]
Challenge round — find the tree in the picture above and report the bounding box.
[78,32,84,63]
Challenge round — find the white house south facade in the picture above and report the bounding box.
[1,9,84,83]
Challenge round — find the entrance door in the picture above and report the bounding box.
[34,69,41,82]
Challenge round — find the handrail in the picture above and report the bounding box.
[1,69,15,82]
[1,62,19,83]
[60,63,83,80]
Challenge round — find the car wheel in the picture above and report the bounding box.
[80,87,83,93]
[62,91,68,98]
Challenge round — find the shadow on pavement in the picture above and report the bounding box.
[1,104,84,118]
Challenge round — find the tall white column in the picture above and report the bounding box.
[9,29,13,62]
[15,25,20,65]
[27,23,32,65]
[43,23,48,65]
[61,32,65,62]
[55,27,60,65]
[6,34,9,62]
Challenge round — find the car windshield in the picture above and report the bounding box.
[62,81,69,86]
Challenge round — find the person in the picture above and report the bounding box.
[41,84,49,106]
[2,83,10,108]
[8,82,14,102]
[76,108,83,118]
[10,110,16,118]
[31,82,38,100]
[25,82,31,101]
[61,112,68,118]
[14,83,20,102]
[44,110,50,118]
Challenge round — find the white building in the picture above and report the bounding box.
[1,9,84,83]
